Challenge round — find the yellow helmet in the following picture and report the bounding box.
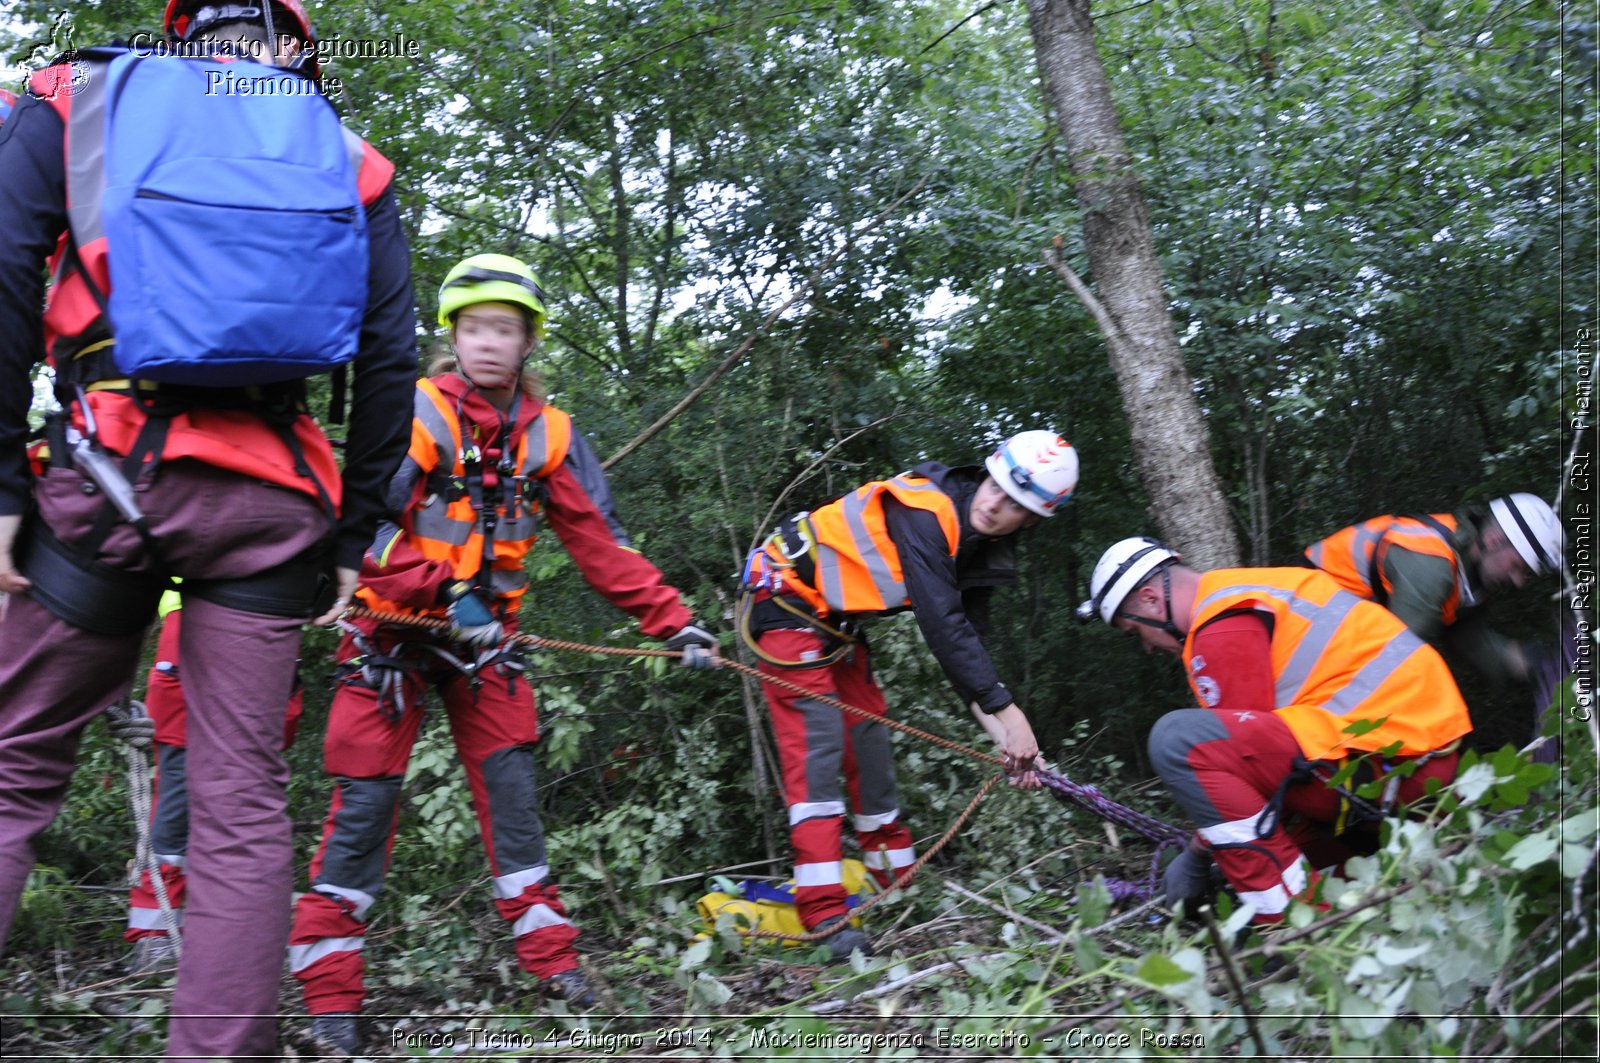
[437,253,547,339]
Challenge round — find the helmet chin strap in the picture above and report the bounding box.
[1118,566,1184,641]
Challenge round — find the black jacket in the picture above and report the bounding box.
[881,462,1020,713]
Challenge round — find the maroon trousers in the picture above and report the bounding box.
[126,607,306,942]
[0,458,327,1062]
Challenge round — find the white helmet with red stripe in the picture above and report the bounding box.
[985,430,1078,518]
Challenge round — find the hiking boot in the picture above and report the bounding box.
[125,934,180,976]
[814,914,873,962]
[545,967,596,1008]
[310,1012,360,1055]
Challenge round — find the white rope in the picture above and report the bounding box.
[109,699,184,952]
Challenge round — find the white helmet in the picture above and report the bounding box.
[1488,493,1564,576]
[985,430,1078,518]
[1076,537,1181,624]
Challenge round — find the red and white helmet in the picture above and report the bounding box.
[165,0,314,41]
[1488,493,1564,576]
[985,430,1078,517]
[164,1,319,75]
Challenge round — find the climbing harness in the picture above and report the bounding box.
[732,587,857,671]
[336,618,531,721]
[1254,739,1463,840]
[735,516,859,671]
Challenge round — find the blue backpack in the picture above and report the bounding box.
[96,51,368,387]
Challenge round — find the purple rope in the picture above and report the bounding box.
[1100,876,1155,903]
[1037,766,1189,846]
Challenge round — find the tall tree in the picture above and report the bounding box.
[1025,0,1240,567]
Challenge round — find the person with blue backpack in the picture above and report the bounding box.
[0,2,415,1058]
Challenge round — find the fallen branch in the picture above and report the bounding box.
[1201,904,1270,1060]
[942,879,1070,943]
[808,949,1014,1014]
[650,856,789,887]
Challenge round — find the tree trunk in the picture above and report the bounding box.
[1026,0,1241,569]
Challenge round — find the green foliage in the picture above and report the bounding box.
[0,0,1587,1056]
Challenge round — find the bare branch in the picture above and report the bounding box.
[603,177,928,469]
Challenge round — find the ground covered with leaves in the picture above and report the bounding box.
[3,699,1595,1062]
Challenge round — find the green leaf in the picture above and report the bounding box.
[1077,876,1111,928]
[1136,953,1194,986]
[1503,832,1559,870]
[1561,842,1595,879]
[1559,809,1600,843]
[1451,763,1499,804]
[679,937,712,971]
[1341,716,1391,737]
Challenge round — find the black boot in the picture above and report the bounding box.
[814,914,873,962]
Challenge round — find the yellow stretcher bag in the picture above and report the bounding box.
[696,859,878,945]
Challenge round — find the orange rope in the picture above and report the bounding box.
[343,603,1001,767]
[341,602,1007,943]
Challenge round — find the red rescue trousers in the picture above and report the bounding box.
[289,621,579,1016]
[756,628,916,929]
[1149,708,1459,924]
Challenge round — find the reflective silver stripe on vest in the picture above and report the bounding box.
[814,476,942,612]
[412,497,473,545]
[1274,592,1361,706]
[520,412,551,476]
[497,511,539,541]
[1193,583,1369,708]
[488,567,528,596]
[1323,629,1428,716]
[414,387,457,473]
[409,387,474,544]
[1345,523,1387,591]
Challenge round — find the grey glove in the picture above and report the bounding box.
[1162,842,1216,911]
[664,622,718,670]
[442,581,505,650]
[106,699,156,749]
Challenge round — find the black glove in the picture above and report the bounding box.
[442,581,504,650]
[664,622,718,670]
[1162,842,1216,912]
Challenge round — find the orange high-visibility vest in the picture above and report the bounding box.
[1183,567,1471,760]
[358,378,572,615]
[1305,514,1463,624]
[764,473,960,618]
